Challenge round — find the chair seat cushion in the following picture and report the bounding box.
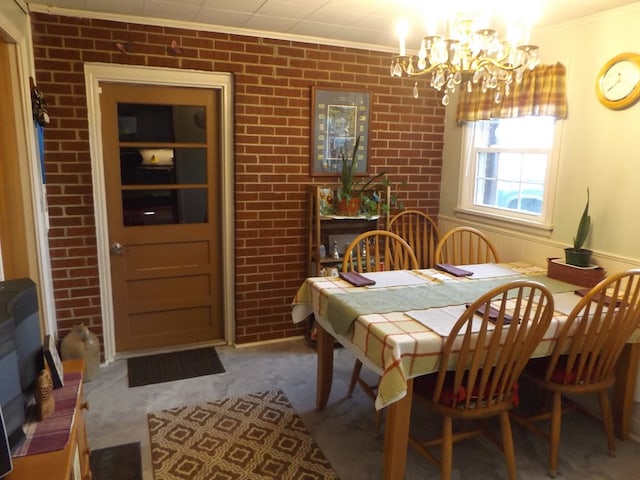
[415,372,518,407]
[527,356,580,384]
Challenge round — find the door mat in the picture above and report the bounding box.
[147,389,338,479]
[127,346,225,387]
[90,442,142,480]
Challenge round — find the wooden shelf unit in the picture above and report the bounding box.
[8,359,91,480]
[306,184,390,277]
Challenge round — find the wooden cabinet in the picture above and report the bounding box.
[75,390,91,480]
[7,359,91,480]
[306,184,390,277]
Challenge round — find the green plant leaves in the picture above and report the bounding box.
[573,187,591,250]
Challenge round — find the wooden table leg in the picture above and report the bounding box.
[383,378,413,480]
[316,322,334,411]
[613,342,640,439]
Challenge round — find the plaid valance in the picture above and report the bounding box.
[456,62,568,122]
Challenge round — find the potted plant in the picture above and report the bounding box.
[335,135,385,216]
[564,188,592,267]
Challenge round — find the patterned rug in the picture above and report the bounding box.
[147,389,338,479]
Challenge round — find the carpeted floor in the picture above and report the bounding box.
[90,442,142,480]
[127,346,225,387]
[147,389,338,480]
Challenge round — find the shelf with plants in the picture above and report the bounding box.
[306,184,391,278]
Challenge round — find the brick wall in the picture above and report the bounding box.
[30,13,445,345]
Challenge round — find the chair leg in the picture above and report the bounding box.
[374,409,383,435]
[440,416,453,480]
[598,390,616,457]
[348,359,363,397]
[549,392,562,477]
[499,411,517,480]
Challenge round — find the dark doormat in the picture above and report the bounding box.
[90,442,142,480]
[127,346,225,387]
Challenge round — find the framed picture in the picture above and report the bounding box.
[43,334,64,389]
[310,87,371,176]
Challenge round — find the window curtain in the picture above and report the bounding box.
[456,62,568,123]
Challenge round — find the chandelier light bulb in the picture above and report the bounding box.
[396,19,410,56]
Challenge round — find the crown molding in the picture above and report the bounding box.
[27,3,395,54]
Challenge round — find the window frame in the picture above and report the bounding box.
[456,117,564,235]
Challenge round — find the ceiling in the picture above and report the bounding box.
[25,0,639,51]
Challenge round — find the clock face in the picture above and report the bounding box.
[601,60,640,101]
[596,52,640,109]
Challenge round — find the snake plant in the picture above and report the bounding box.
[573,188,591,251]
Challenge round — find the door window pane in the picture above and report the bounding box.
[122,189,208,226]
[117,104,206,143]
[120,148,207,185]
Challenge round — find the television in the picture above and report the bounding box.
[0,278,43,449]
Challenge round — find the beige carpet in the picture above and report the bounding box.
[147,389,338,479]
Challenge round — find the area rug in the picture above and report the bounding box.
[128,346,225,387]
[147,389,338,479]
[90,442,142,480]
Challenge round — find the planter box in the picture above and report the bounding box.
[546,257,606,288]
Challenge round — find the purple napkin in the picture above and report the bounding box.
[575,288,621,307]
[435,263,473,277]
[467,303,513,324]
[339,271,376,287]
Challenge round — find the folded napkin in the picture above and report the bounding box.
[339,271,376,287]
[435,263,474,277]
[466,304,513,324]
[574,288,621,307]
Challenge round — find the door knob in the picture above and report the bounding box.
[110,242,124,255]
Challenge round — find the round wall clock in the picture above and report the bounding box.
[595,52,640,110]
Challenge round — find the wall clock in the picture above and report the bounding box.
[595,52,640,110]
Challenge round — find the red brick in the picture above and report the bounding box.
[31,12,444,345]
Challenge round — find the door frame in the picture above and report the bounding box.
[0,11,59,338]
[84,63,235,363]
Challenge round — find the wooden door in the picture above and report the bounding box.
[0,41,31,279]
[100,83,224,353]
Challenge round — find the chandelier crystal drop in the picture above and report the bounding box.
[390,16,540,106]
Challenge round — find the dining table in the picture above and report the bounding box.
[291,262,640,480]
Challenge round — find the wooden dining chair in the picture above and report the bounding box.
[409,280,555,480]
[343,230,419,432]
[341,229,418,273]
[434,226,500,265]
[388,209,441,268]
[510,269,640,477]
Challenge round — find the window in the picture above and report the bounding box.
[458,116,561,232]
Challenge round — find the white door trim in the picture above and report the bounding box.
[84,63,235,363]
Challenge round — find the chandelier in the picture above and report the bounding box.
[390,12,540,106]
